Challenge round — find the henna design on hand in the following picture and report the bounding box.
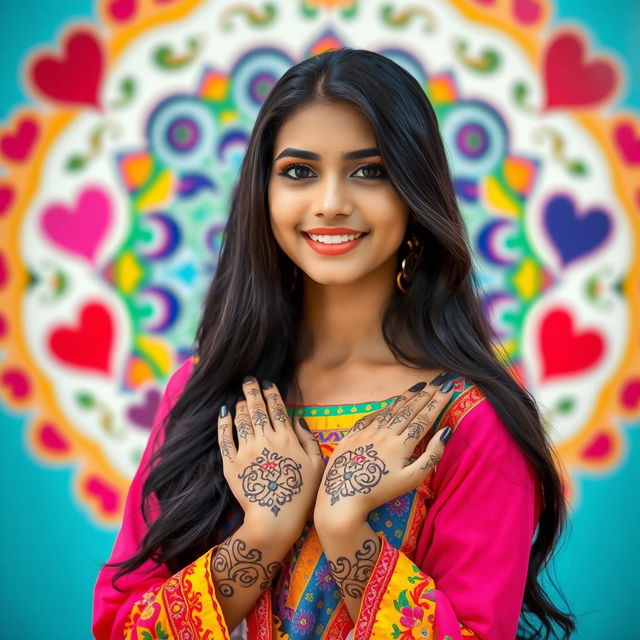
[328,537,381,599]
[220,426,234,461]
[239,448,303,515]
[251,407,269,434]
[420,452,440,471]
[403,422,423,444]
[212,537,280,597]
[236,417,252,441]
[388,404,413,428]
[324,444,389,505]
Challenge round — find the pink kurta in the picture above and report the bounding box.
[93,357,541,639]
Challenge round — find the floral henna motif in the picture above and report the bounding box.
[212,537,280,597]
[403,422,423,444]
[236,416,252,441]
[251,407,269,434]
[324,444,389,505]
[420,452,440,472]
[239,448,303,515]
[328,537,381,598]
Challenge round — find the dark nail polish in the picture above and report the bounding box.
[243,375,254,384]
[220,405,228,418]
[440,379,455,393]
[440,426,453,444]
[408,381,426,392]
[299,416,310,431]
[429,371,456,386]
[261,380,274,389]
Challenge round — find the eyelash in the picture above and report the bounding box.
[277,163,387,181]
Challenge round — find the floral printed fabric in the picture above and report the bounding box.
[353,535,478,640]
[123,547,230,640]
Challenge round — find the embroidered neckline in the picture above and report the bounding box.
[286,395,401,417]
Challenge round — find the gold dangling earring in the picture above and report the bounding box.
[396,231,423,293]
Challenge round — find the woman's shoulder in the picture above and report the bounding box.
[433,375,540,498]
[163,354,197,400]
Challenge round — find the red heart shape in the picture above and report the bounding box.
[581,432,612,460]
[543,31,618,110]
[614,122,640,165]
[0,185,14,217]
[49,302,114,373]
[0,117,39,162]
[539,308,604,379]
[29,29,103,108]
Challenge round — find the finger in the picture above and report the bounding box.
[403,426,453,477]
[344,410,382,439]
[234,399,254,443]
[292,417,323,460]
[261,381,290,432]
[217,404,237,463]
[242,375,271,436]
[389,374,457,435]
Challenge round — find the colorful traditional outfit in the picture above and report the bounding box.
[93,357,541,640]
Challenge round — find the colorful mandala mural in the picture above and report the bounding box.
[1,0,639,526]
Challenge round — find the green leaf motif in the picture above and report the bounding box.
[140,632,152,640]
[391,623,401,638]
[77,392,96,408]
[156,621,169,639]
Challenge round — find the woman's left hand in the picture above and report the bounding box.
[314,376,456,526]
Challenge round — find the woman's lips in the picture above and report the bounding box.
[301,232,368,255]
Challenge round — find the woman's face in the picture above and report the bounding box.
[267,101,409,287]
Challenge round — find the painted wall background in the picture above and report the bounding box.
[0,1,638,638]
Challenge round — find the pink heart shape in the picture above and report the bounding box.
[621,379,640,409]
[39,423,71,453]
[513,0,542,24]
[1,368,31,400]
[582,432,612,460]
[614,122,640,165]
[109,0,137,21]
[0,186,14,217]
[85,475,120,515]
[40,186,112,263]
[0,117,39,162]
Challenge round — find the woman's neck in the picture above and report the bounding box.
[297,262,397,368]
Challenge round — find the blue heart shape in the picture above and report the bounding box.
[544,195,611,266]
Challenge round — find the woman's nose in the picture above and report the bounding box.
[317,175,353,216]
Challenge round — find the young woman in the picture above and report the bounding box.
[93,48,575,639]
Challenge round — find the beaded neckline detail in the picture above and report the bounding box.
[286,395,401,417]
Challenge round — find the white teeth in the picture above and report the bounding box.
[307,233,364,244]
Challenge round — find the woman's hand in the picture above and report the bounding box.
[314,376,456,526]
[217,376,324,544]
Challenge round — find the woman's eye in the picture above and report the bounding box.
[279,164,316,180]
[353,164,386,179]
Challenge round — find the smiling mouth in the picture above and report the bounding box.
[301,231,368,245]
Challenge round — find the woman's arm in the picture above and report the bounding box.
[92,360,287,639]
[316,387,541,640]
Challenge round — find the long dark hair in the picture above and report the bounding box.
[111,48,576,639]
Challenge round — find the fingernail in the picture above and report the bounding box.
[440,379,455,393]
[408,381,426,392]
[220,405,228,418]
[440,426,453,444]
[299,416,311,431]
[243,375,254,384]
[261,380,273,389]
[429,371,456,386]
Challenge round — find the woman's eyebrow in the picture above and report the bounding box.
[273,147,380,161]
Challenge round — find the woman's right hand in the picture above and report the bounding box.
[217,376,324,543]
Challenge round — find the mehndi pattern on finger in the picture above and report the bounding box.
[238,447,303,515]
[324,444,389,505]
